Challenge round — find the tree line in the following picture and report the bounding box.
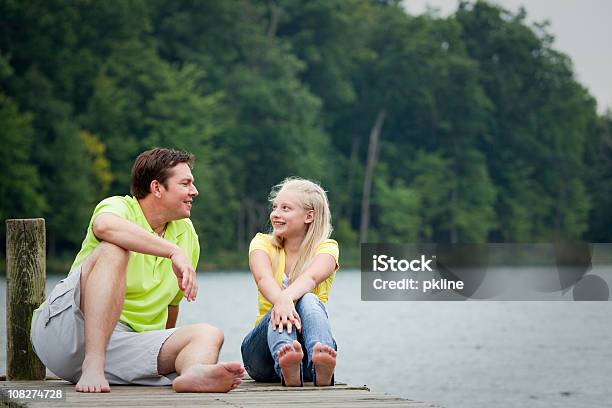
[1,0,611,268]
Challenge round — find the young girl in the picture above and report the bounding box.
[241,177,339,386]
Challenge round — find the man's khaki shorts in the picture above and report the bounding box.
[30,265,178,385]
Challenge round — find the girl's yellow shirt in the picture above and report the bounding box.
[249,233,340,325]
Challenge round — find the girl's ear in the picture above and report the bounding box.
[150,180,162,198]
[305,210,314,224]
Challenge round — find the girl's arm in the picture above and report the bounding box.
[283,253,337,302]
[250,249,301,333]
[249,250,283,304]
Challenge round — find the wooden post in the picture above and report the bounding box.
[6,218,46,380]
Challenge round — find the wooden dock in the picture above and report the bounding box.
[1,377,437,407]
[3,220,438,407]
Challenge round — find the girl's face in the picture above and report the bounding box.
[270,190,313,240]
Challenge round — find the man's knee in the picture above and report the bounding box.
[95,242,129,265]
[191,323,224,347]
[82,242,129,278]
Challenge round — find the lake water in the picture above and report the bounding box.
[2,269,611,408]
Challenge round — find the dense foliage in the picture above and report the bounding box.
[1,0,608,267]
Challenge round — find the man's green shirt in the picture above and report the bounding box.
[71,195,200,332]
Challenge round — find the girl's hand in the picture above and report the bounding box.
[272,293,302,334]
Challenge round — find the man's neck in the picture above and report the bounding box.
[137,196,168,235]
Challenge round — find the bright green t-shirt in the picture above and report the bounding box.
[70,195,200,332]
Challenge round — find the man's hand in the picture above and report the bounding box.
[170,248,198,302]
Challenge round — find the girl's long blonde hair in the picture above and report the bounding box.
[269,177,332,283]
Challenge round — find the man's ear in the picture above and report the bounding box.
[150,180,162,198]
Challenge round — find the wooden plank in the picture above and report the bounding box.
[0,380,437,407]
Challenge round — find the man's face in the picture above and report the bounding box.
[159,163,199,219]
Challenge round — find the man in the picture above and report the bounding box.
[30,147,244,393]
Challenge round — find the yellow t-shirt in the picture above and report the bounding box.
[70,195,200,332]
[249,233,339,325]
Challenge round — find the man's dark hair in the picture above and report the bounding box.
[131,148,194,199]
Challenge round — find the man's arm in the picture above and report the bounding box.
[93,213,198,301]
[93,213,179,258]
[166,305,179,329]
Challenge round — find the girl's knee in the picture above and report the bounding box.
[296,293,322,311]
[297,292,318,305]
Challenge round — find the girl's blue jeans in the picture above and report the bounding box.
[241,292,336,385]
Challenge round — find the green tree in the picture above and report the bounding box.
[374,177,421,243]
[80,130,113,201]
[456,0,597,240]
[585,112,612,241]
[0,92,46,221]
[150,0,334,249]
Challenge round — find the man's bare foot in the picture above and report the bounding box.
[76,356,110,393]
[173,362,244,393]
[278,340,303,387]
[312,342,336,386]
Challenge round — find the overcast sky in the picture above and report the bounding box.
[403,0,611,113]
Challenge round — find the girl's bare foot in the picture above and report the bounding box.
[312,342,336,386]
[277,340,303,386]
